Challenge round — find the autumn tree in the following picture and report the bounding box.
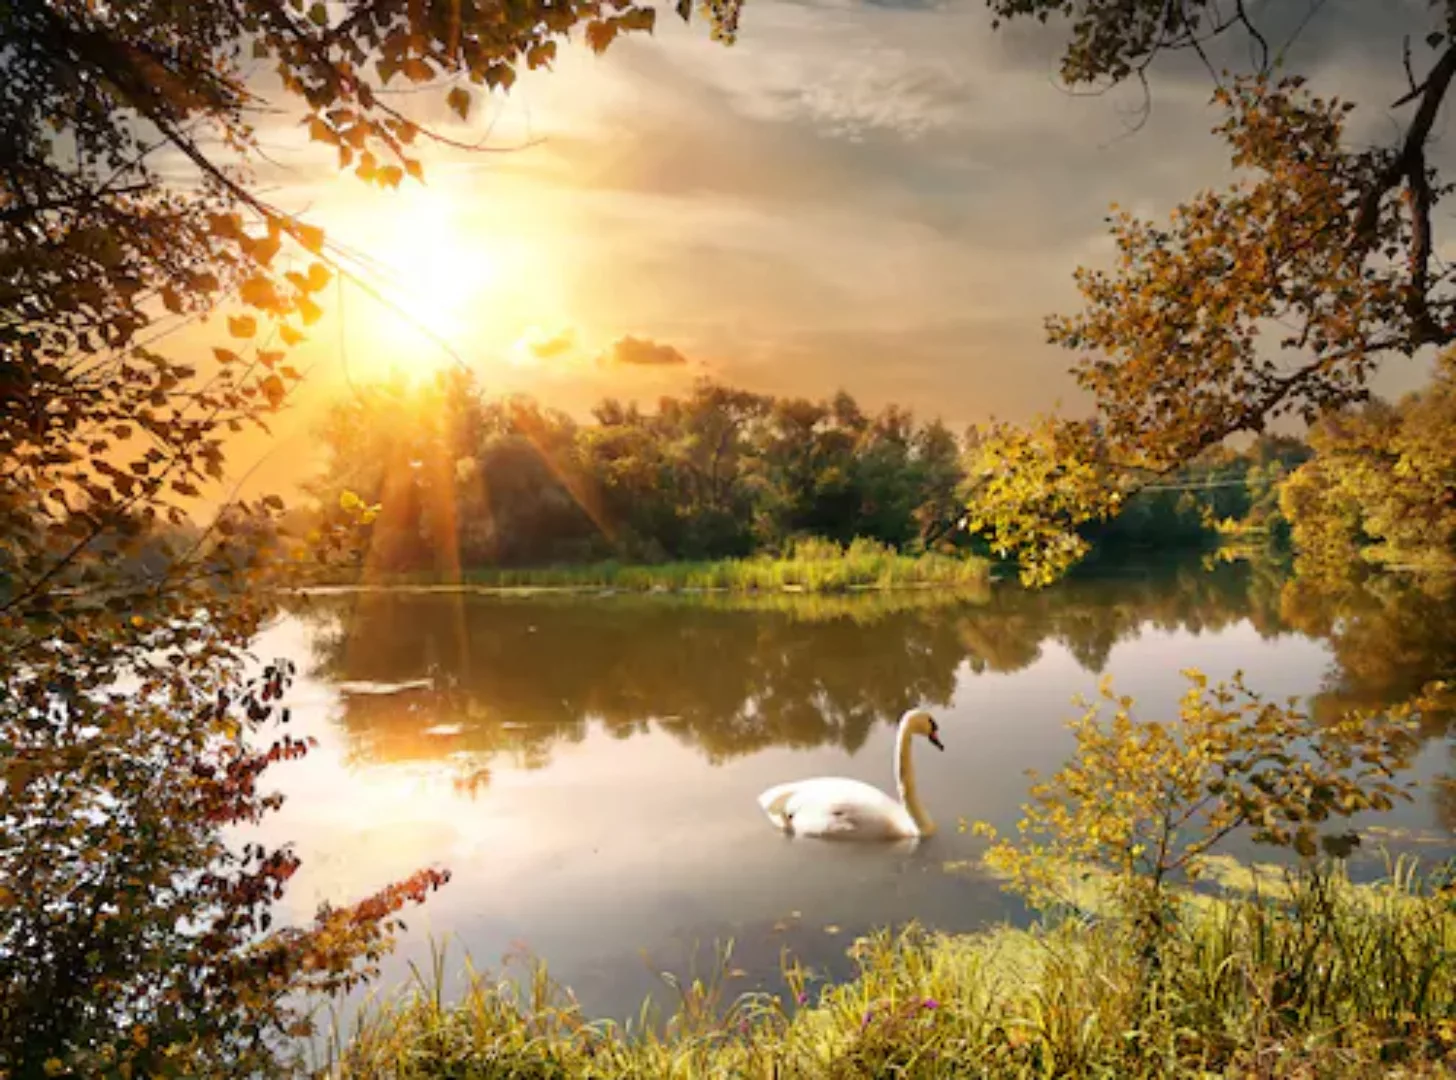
[306,375,988,569]
[0,0,742,1073]
[971,1,1456,584]
[1280,352,1456,583]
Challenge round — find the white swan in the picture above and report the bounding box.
[757,709,944,841]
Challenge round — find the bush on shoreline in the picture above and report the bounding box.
[303,537,991,596]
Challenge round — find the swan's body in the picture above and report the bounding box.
[757,709,943,841]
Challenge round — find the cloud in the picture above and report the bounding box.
[527,328,577,360]
[233,0,1447,457]
[506,326,581,368]
[597,335,690,368]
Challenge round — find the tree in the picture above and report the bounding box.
[1,1,740,1072]
[306,376,991,568]
[1280,352,1456,582]
[970,1,1456,584]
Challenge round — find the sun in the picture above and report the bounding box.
[346,187,504,361]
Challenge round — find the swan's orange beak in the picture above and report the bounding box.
[928,732,944,751]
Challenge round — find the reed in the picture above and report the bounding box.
[320,858,1456,1078]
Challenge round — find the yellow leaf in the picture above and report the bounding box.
[295,223,325,254]
[306,261,332,292]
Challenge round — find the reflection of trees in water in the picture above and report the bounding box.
[1278,572,1456,830]
[1281,574,1456,734]
[299,595,966,768]
[290,560,1455,806]
[956,560,1288,675]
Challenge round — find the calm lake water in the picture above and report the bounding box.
[245,560,1456,1028]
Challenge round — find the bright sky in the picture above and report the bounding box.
[182,0,1448,496]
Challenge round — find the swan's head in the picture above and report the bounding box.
[901,708,944,751]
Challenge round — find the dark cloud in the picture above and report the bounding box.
[597,335,690,367]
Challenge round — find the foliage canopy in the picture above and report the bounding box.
[970,2,1456,584]
[0,0,737,1073]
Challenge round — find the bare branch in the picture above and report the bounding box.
[1233,0,1269,73]
[1346,44,1456,345]
[1276,0,1331,65]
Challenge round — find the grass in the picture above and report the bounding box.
[319,858,1456,1078]
[304,538,990,596]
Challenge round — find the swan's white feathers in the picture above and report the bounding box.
[758,777,917,840]
[756,708,941,842]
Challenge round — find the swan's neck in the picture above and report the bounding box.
[894,723,935,836]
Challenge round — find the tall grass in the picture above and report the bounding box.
[320,858,1456,1078]
[312,537,990,595]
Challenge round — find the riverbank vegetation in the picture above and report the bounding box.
[328,863,1456,1078]
[298,371,1312,587]
[308,537,989,594]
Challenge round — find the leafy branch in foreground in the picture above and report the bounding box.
[969,0,1456,585]
[971,671,1437,944]
[2,1,750,1072]
[961,417,1124,587]
[0,646,449,1076]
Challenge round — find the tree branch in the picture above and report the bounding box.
[1233,0,1269,73]
[1345,43,1456,348]
[1353,43,1456,251]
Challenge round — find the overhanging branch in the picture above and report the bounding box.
[1350,43,1456,347]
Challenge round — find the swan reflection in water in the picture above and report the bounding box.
[758,709,944,842]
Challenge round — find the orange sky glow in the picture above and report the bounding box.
[170,0,1448,500]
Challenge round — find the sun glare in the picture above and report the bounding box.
[379,195,499,332]
[324,176,575,381]
[339,188,509,366]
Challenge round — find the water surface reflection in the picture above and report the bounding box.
[255,561,1455,1024]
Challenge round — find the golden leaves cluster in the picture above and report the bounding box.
[962,417,1124,587]
[1051,77,1410,473]
[1280,349,1456,586]
[973,670,1431,919]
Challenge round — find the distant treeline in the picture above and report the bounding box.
[289,372,1313,577]
[1077,436,1311,563]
